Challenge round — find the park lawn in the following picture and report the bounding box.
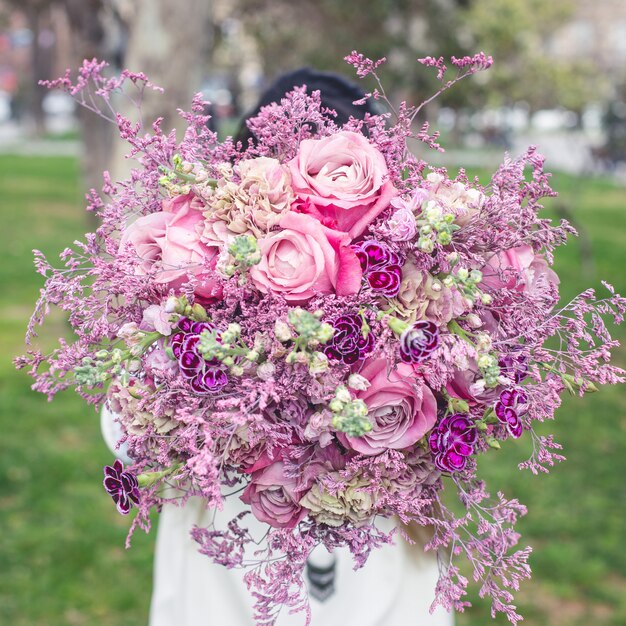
[1,155,625,626]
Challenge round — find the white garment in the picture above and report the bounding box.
[100,408,453,626]
[149,497,453,626]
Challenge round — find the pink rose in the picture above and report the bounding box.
[446,361,499,406]
[288,131,396,238]
[144,341,178,379]
[338,358,438,455]
[241,457,308,529]
[481,246,559,296]
[120,193,223,300]
[140,304,173,336]
[249,211,362,303]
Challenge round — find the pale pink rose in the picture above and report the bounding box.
[481,245,559,296]
[288,131,396,238]
[241,457,308,529]
[425,173,484,226]
[120,193,223,300]
[338,358,438,455]
[144,341,178,379]
[249,212,362,303]
[140,304,173,336]
[383,207,417,242]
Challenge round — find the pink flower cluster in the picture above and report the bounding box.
[20,55,626,626]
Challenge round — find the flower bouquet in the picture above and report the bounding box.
[18,52,626,625]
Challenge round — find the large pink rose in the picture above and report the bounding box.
[481,245,559,296]
[120,193,223,300]
[338,358,438,455]
[241,457,308,529]
[249,211,362,303]
[288,131,396,238]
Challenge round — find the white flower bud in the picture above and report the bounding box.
[256,362,275,380]
[347,374,370,391]
[274,320,293,342]
[164,296,179,313]
[309,352,329,375]
[430,279,443,293]
[329,399,345,413]
[335,386,352,403]
[466,313,482,329]
[477,353,495,369]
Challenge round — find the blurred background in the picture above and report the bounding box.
[1,1,625,625]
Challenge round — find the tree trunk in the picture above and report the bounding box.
[110,0,213,181]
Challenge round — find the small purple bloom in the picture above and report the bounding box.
[103,459,140,515]
[170,317,228,395]
[499,353,529,383]
[429,413,477,473]
[399,321,440,364]
[493,388,528,439]
[324,313,375,365]
[352,240,403,297]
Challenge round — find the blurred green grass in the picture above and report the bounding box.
[1,155,625,625]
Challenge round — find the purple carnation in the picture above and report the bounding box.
[499,353,529,383]
[170,317,228,395]
[103,459,140,515]
[323,313,375,364]
[399,321,440,364]
[429,413,477,473]
[352,240,403,297]
[494,388,528,439]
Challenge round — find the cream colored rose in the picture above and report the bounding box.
[300,472,376,527]
[108,382,178,437]
[203,157,295,237]
[395,259,465,325]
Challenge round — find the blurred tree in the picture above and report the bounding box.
[461,0,608,113]
[3,0,53,135]
[235,0,472,109]
[109,0,214,179]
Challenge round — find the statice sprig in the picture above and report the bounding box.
[158,153,217,195]
[197,324,262,376]
[274,308,335,375]
[416,201,461,252]
[329,386,372,437]
[224,235,262,280]
[74,331,160,387]
[442,267,491,306]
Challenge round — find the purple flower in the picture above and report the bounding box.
[494,388,527,439]
[103,459,140,515]
[499,353,529,383]
[170,317,228,395]
[399,321,439,364]
[352,240,403,297]
[429,413,477,473]
[323,313,375,364]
